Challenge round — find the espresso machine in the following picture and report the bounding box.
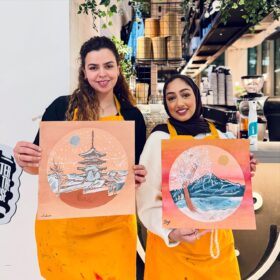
[236,75,280,141]
[203,75,280,141]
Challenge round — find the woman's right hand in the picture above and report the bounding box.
[168,228,210,243]
[13,141,41,174]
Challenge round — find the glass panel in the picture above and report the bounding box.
[248,47,257,75]
[262,41,270,95]
[274,38,280,96]
[214,52,225,66]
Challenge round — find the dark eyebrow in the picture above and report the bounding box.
[166,88,191,95]
[166,91,175,96]
[180,88,191,92]
[88,61,115,66]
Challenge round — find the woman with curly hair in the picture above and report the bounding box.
[14,36,146,280]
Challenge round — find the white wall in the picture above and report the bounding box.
[70,0,97,91]
[0,1,69,279]
[225,47,248,90]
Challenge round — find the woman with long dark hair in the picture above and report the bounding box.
[14,36,146,280]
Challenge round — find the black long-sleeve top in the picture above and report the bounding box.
[33,95,146,164]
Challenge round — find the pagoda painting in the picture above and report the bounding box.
[38,121,134,220]
[47,130,128,197]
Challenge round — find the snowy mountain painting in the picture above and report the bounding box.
[162,139,256,229]
[170,173,245,222]
[167,144,248,223]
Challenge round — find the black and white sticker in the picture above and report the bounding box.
[0,144,22,224]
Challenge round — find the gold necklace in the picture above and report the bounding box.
[100,102,115,113]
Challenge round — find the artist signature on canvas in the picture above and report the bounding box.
[41,213,52,218]
[163,219,171,226]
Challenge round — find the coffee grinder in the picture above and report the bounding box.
[236,75,268,139]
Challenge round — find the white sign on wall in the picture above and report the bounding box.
[0,145,22,225]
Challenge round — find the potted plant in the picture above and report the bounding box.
[111,36,133,82]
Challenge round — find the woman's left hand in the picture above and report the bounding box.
[133,164,147,188]
[250,152,258,177]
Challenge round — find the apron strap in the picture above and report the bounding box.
[167,120,178,138]
[208,122,219,139]
[210,229,220,259]
[73,108,78,121]
[167,120,220,139]
[114,95,121,114]
[72,95,122,121]
[167,120,195,140]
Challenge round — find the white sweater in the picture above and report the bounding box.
[136,130,233,247]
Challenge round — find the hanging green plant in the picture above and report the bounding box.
[78,0,150,30]
[111,36,133,82]
[77,0,121,31]
[219,0,280,25]
[181,0,280,26]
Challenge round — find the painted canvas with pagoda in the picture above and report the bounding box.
[38,121,135,220]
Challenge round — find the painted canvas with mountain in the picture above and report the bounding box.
[162,139,256,229]
[38,121,134,220]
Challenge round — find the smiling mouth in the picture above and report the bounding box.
[97,80,110,87]
[176,108,188,115]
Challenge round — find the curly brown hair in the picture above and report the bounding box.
[66,36,135,121]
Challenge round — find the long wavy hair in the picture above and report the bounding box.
[65,36,135,120]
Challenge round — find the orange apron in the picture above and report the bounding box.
[36,100,137,280]
[144,121,241,280]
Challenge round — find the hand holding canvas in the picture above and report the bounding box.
[250,153,257,177]
[168,228,211,243]
[134,164,147,188]
[13,141,41,174]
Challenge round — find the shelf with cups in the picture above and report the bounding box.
[181,7,254,78]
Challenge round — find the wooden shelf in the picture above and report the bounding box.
[136,58,184,68]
